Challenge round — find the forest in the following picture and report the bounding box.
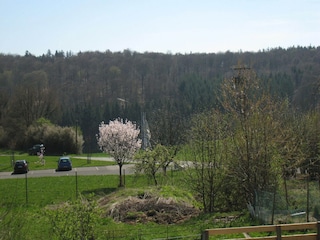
[0,46,319,154]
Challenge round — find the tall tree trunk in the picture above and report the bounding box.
[118,163,123,187]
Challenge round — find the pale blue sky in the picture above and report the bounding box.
[1,0,319,56]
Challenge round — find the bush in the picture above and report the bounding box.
[25,121,84,155]
[45,196,100,240]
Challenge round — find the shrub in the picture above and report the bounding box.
[45,196,100,240]
[25,120,84,155]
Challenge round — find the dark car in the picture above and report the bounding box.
[13,160,29,174]
[57,157,72,171]
[28,144,45,155]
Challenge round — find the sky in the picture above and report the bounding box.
[1,0,319,56]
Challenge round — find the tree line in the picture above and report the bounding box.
[0,46,319,214]
[135,67,320,214]
[0,46,319,153]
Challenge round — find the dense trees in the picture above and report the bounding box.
[0,47,319,214]
[0,46,319,151]
[11,70,60,125]
[181,66,319,212]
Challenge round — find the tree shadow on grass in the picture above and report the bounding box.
[81,187,117,197]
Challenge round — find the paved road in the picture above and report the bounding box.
[0,163,135,179]
[75,156,114,161]
[0,157,187,179]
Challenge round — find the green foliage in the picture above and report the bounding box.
[25,122,84,155]
[0,165,318,239]
[36,117,53,125]
[0,207,27,240]
[299,111,320,178]
[178,73,221,113]
[159,185,202,209]
[221,68,281,206]
[184,110,229,213]
[45,195,101,240]
[135,144,172,185]
[1,47,319,151]
[0,47,320,238]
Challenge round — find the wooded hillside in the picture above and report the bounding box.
[0,46,319,151]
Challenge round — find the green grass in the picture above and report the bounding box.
[0,169,254,240]
[3,150,317,239]
[0,153,115,172]
[0,175,119,207]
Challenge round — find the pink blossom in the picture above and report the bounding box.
[97,118,141,164]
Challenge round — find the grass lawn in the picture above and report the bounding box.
[2,165,317,239]
[0,171,252,240]
[2,150,317,239]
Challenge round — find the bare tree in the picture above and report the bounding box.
[10,70,59,127]
[184,110,228,213]
[220,66,279,206]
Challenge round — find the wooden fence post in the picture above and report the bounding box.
[201,230,209,240]
[317,221,320,240]
[276,225,282,240]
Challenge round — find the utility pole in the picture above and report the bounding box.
[232,65,251,117]
[232,65,251,86]
[140,74,151,150]
[75,119,78,153]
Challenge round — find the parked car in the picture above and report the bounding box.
[28,144,45,155]
[57,157,72,171]
[13,160,29,174]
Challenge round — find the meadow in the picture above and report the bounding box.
[0,151,253,239]
[0,170,242,239]
[1,151,318,239]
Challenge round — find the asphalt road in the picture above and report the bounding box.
[0,157,186,179]
[0,163,135,179]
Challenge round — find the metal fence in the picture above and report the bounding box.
[253,178,320,224]
[0,173,204,239]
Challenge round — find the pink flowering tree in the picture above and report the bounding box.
[97,118,141,187]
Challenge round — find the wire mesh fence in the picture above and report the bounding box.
[7,165,320,238]
[253,177,320,224]
[0,172,114,207]
[0,172,205,239]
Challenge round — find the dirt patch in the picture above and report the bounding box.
[99,195,200,224]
